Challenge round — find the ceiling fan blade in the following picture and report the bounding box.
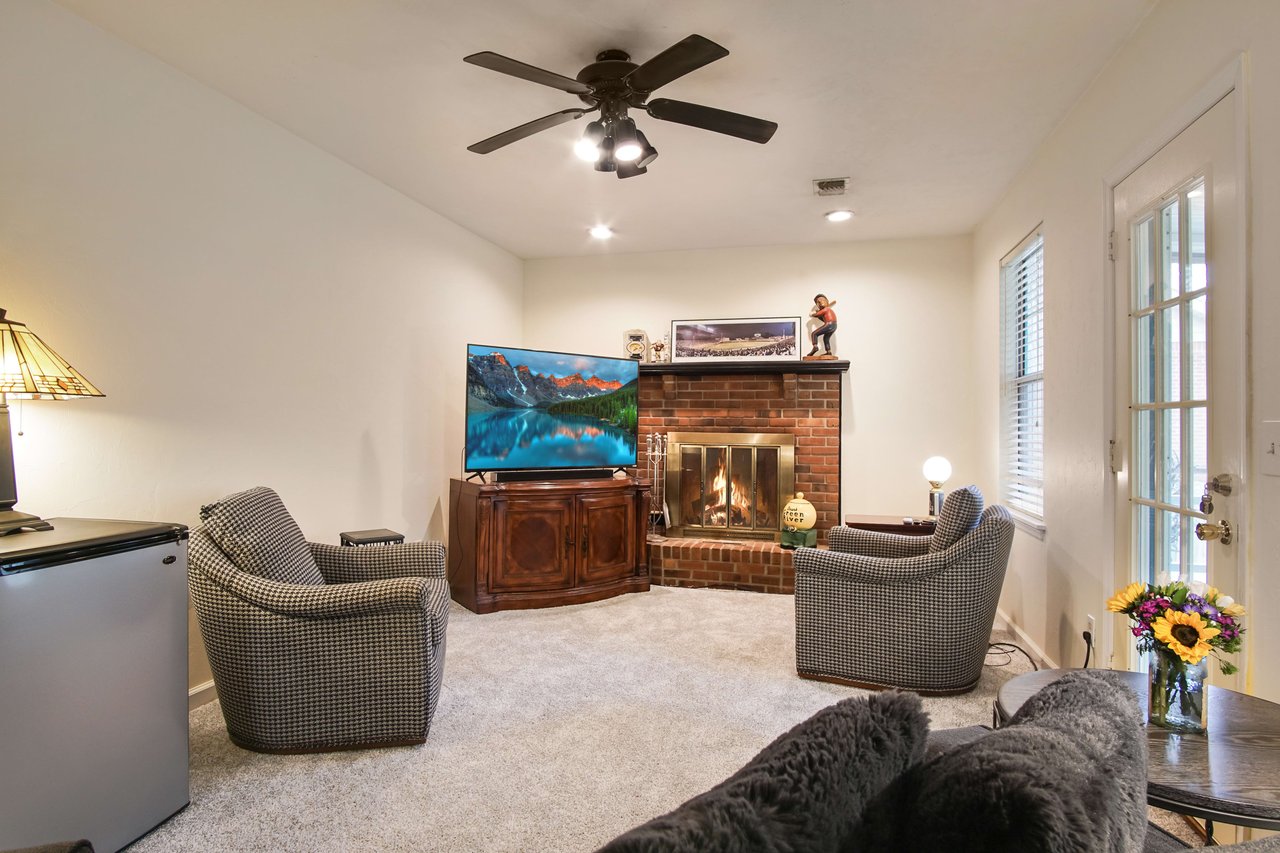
[645,98,778,144]
[467,108,587,154]
[625,35,729,93]
[464,51,591,96]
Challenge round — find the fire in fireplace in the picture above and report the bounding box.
[663,432,795,541]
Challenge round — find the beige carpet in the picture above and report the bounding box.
[126,586,1161,852]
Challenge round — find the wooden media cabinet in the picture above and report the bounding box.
[448,476,650,613]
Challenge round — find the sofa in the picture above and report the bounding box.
[600,672,1280,852]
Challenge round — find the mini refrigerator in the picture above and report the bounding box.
[0,518,190,852]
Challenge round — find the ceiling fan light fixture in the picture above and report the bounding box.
[617,161,648,179]
[633,129,658,169]
[613,118,643,162]
[594,136,617,172]
[825,209,854,222]
[574,120,606,162]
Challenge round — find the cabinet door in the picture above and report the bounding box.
[492,497,575,593]
[577,491,636,585]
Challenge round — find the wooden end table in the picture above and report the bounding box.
[995,668,1280,840]
[843,514,935,536]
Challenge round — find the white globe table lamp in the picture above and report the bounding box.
[922,456,952,519]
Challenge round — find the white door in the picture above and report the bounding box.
[1112,92,1246,683]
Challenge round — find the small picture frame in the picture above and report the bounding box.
[670,317,802,363]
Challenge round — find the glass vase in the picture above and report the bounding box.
[1147,649,1208,733]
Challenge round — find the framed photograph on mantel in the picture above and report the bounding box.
[670,317,802,363]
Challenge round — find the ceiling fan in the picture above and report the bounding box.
[463,34,778,179]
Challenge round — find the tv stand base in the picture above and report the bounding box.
[448,476,650,613]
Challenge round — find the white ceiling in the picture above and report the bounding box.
[54,0,1155,259]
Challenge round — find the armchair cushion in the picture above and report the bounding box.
[199,486,324,585]
[929,485,983,552]
[855,671,1148,853]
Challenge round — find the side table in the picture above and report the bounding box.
[995,668,1280,841]
[844,514,935,536]
[339,528,405,547]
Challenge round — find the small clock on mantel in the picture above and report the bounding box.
[623,329,649,360]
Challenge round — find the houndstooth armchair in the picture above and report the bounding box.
[189,486,449,753]
[793,485,1014,695]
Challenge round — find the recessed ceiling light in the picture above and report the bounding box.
[825,209,854,223]
[589,225,614,240]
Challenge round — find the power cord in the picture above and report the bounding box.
[1082,630,1093,669]
[986,642,1039,671]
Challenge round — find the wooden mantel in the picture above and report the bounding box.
[639,359,850,377]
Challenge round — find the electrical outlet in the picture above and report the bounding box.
[1087,614,1096,644]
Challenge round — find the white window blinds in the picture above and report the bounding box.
[1000,233,1045,521]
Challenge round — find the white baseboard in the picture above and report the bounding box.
[189,679,217,711]
[995,607,1059,670]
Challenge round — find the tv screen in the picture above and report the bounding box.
[464,344,640,473]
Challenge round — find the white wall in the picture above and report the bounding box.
[0,1,523,685]
[525,237,978,521]
[974,0,1280,699]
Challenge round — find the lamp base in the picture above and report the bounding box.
[779,528,818,550]
[927,488,945,520]
[0,509,54,536]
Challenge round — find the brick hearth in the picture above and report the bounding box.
[647,534,797,594]
[638,361,847,593]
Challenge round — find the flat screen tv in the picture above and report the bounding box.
[464,344,640,474]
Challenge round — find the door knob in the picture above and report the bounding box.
[1195,519,1233,545]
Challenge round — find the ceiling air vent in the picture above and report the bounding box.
[812,177,849,196]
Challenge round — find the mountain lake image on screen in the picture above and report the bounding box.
[465,344,640,472]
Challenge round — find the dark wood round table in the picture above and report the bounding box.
[995,669,1280,836]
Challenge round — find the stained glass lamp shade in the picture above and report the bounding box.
[0,308,104,535]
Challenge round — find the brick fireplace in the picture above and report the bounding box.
[637,360,848,594]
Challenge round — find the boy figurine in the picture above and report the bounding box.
[806,293,838,358]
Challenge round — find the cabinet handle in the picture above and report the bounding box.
[582,524,588,556]
[565,528,573,551]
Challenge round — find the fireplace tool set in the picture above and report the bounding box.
[645,433,669,533]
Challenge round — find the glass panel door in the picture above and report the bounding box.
[1129,180,1208,585]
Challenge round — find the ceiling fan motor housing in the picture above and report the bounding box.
[575,50,644,109]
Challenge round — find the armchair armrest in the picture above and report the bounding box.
[310,540,446,584]
[827,525,931,558]
[793,546,952,586]
[199,551,440,620]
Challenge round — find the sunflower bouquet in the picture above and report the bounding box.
[1107,579,1245,731]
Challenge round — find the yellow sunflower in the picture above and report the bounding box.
[1152,609,1221,664]
[1106,582,1146,613]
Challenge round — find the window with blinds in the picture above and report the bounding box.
[1000,232,1044,522]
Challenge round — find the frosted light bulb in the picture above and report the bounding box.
[922,456,952,485]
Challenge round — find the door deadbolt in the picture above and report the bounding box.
[1194,519,1233,545]
[1199,474,1236,514]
